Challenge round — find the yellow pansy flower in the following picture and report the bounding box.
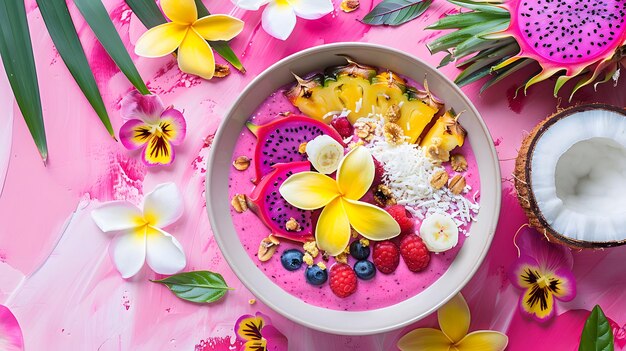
[134,0,244,79]
[279,146,400,256]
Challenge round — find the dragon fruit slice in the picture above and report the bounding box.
[428,0,626,99]
[246,161,315,243]
[246,115,344,183]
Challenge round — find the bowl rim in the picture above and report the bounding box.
[206,42,501,335]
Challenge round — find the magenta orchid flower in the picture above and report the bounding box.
[119,91,186,166]
[0,305,24,351]
[508,227,576,322]
[234,312,287,351]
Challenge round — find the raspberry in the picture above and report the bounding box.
[400,234,430,272]
[329,263,357,298]
[331,117,354,139]
[386,205,415,234]
[372,158,385,186]
[372,240,400,274]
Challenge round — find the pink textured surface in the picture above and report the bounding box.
[1,0,626,350]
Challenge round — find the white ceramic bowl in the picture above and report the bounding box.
[206,43,501,335]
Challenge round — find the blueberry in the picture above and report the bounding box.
[280,249,304,271]
[305,265,328,285]
[350,240,370,260]
[353,260,376,280]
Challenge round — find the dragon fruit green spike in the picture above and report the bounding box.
[427,0,626,100]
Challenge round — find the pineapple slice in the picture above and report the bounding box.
[284,73,343,123]
[324,59,376,118]
[397,100,438,143]
[420,110,467,162]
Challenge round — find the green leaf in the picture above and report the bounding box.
[480,58,532,93]
[151,271,232,303]
[427,19,508,54]
[447,0,509,14]
[362,0,433,26]
[438,52,454,68]
[37,0,115,139]
[579,305,615,351]
[426,11,506,30]
[0,0,47,161]
[73,0,150,95]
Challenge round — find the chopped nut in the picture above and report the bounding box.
[317,262,327,270]
[426,138,450,163]
[285,217,302,232]
[359,238,370,247]
[303,252,314,266]
[231,194,248,213]
[298,142,308,154]
[354,121,377,142]
[303,241,320,258]
[448,174,467,195]
[450,154,468,172]
[257,237,278,262]
[385,104,401,123]
[268,234,280,246]
[351,229,359,238]
[430,170,449,190]
[383,122,405,145]
[214,64,230,78]
[335,252,348,264]
[348,140,365,150]
[322,252,330,261]
[233,156,251,171]
[340,0,359,12]
[374,184,397,207]
[248,299,256,305]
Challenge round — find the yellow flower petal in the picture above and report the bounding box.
[520,285,555,320]
[336,146,374,200]
[143,134,174,166]
[279,172,340,210]
[236,315,264,342]
[134,22,188,58]
[438,294,471,344]
[397,328,452,351]
[193,14,244,41]
[177,29,216,79]
[161,0,197,24]
[342,198,400,240]
[315,198,351,256]
[456,331,508,351]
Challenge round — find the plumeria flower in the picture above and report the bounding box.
[397,294,508,351]
[119,91,186,167]
[234,312,288,351]
[231,0,333,40]
[135,0,244,79]
[0,305,24,351]
[91,183,186,278]
[279,146,400,256]
[508,227,576,322]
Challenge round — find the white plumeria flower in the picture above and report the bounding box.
[91,183,186,278]
[232,0,334,40]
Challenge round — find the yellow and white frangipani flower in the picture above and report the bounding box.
[231,0,333,40]
[134,0,244,79]
[279,146,400,256]
[398,294,509,351]
[91,183,186,278]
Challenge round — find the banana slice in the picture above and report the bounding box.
[419,213,459,252]
[306,135,344,174]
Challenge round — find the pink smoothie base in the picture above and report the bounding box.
[227,84,480,311]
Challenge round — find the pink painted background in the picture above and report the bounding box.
[1,0,626,350]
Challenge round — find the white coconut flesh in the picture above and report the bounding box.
[530,108,626,243]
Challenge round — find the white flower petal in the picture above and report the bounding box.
[231,0,269,10]
[111,229,147,278]
[290,0,333,19]
[142,182,184,228]
[91,201,143,233]
[145,227,186,275]
[262,2,296,40]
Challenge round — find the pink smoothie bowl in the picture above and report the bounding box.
[205,43,501,335]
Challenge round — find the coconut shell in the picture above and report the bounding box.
[514,103,626,249]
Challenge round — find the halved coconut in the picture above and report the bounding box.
[515,104,626,249]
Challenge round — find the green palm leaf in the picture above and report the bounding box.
[0,0,47,161]
[73,0,150,95]
[37,0,115,139]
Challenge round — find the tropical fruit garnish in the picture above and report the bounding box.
[246,161,315,243]
[428,0,626,99]
[514,104,626,248]
[246,115,344,183]
[420,110,467,162]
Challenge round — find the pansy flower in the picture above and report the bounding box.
[0,305,24,351]
[231,0,333,40]
[119,91,186,167]
[508,227,576,322]
[279,146,400,256]
[234,312,287,351]
[91,182,186,278]
[135,0,244,79]
[397,293,508,351]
